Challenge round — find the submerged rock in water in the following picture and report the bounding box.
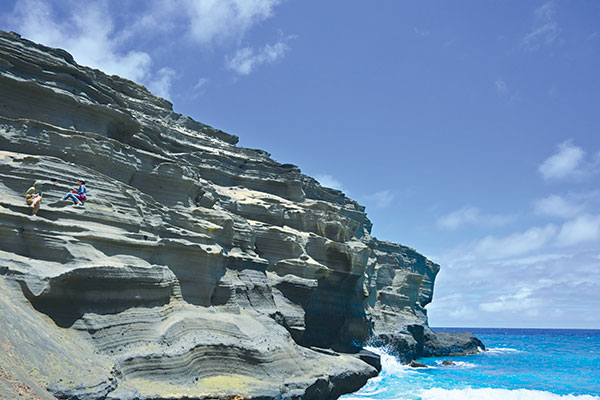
[0,30,482,399]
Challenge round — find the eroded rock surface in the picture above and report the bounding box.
[0,31,480,400]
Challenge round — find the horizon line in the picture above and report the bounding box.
[431,326,600,330]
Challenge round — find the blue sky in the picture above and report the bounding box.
[2,0,599,329]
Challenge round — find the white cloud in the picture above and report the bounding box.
[181,0,280,46]
[316,174,345,192]
[480,287,540,315]
[494,78,508,95]
[9,0,153,83]
[474,224,557,259]
[493,253,569,267]
[4,0,289,99]
[188,78,210,100]
[194,78,210,91]
[131,0,280,47]
[147,67,177,100]
[430,238,600,327]
[449,305,474,319]
[226,40,289,75]
[556,214,600,247]
[432,293,464,305]
[437,206,515,230]
[413,27,430,37]
[365,190,395,208]
[431,219,600,327]
[533,194,584,218]
[522,1,561,50]
[538,140,585,180]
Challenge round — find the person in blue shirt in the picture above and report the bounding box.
[62,179,87,205]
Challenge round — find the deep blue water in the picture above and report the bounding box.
[342,328,600,400]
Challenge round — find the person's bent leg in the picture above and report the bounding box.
[32,197,41,215]
[63,193,78,204]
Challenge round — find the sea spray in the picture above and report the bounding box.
[342,329,600,400]
[420,388,599,400]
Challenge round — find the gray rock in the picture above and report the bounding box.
[355,349,382,373]
[441,359,456,366]
[0,30,482,399]
[422,329,486,357]
[408,360,428,368]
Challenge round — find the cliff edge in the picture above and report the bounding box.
[0,31,482,400]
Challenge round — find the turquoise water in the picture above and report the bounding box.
[342,328,600,400]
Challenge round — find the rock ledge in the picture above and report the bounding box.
[0,30,481,400]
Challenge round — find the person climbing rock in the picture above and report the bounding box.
[61,178,87,205]
[25,180,43,215]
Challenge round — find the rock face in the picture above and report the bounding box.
[0,31,481,400]
[422,330,485,357]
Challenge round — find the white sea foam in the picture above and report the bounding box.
[420,388,599,400]
[435,360,477,368]
[486,347,522,354]
[363,346,415,376]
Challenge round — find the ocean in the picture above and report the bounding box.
[342,328,600,400]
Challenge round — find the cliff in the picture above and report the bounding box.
[0,31,482,400]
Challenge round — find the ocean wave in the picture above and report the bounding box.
[485,347,522,354]
[435,360,477,368]
[363,346,415,376]
[420,388,599,400]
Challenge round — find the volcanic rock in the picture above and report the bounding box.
[408,360,428,368]
[0,30,481,399]
[422,330,485,357]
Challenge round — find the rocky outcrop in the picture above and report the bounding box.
[422,330,485,357]
[0,30,481,400]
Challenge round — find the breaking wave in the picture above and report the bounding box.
[420,388,599,400]
[485,347,522,354]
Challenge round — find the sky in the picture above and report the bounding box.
[1,0,599,329]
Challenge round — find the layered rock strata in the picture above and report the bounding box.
[0,30,481,400]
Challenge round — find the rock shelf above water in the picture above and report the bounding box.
[0,30,482,400]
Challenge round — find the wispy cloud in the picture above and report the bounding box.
[493,78,520,102]
[194,78,210,91]
[226,39,290,75]
[430,141,600,327]
[131,0,281,47]
[413,27,430,37]
[437,206,515,230]
[533,194,585,218]
[181,0,280,46]
[2,0,288,98]
[365,190,395,208]
[135,1,290,77]
[6,0,152,82]
[480,287,541,315]
[187,78,210,100]
[522,1,561,50]
[429,236,600,327]
[315,174,345,192]
[474,224,557,259]
[538,140,587,180]
[494,78,508,96]
[556,214,600,247]
[147,67,177,100]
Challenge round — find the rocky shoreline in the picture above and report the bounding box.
[0,30,482,399]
